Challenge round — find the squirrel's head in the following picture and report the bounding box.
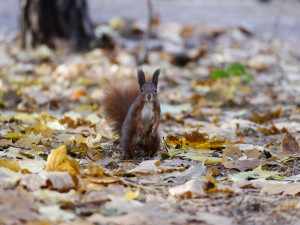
[137,68,160,102]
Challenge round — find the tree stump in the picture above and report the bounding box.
[20,0,94,51]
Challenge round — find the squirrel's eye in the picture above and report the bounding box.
[140,88,144,92]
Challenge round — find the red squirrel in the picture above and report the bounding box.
[103,68,161,159]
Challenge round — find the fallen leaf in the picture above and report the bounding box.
[159,162,206,181]
[6,132,28,139]
[100,195,144,216]
[223,154,278,172]
[251,105,282,124]
[169,178,210,198]
[0,167,21,187]
[123,188,140,200]
[20,174,47,191]
[0,159,21,172]
[178,149,222,165]
[33,189,76,205]
[223,144,243,160]
[70,89,87,101]
[0,187,38,224]
[38,205,76,222]
[86,149,104,162]
[128,160,162,174]
[172,131,227,149]
[228,165,281,181]
[261,183,300,196]
[87,164,105,177]
[244,148,261,159]
[40,171,76,191]
[18,159,46,173]
[88,203,190,225]
[258,124,287,135]
[44,145,81,184]
[280,133,300,156]
[195,212,234,225]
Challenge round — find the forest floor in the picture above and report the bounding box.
[1,1,300,225]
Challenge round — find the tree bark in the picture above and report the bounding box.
[20,0,94,51]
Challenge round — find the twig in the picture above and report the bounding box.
[163,136,170,149]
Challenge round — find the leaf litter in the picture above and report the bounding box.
[1,6,300,225]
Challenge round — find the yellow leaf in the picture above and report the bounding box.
[26,120,54,137]
[6,132,28,139]
[177,147,222,165]
[229,165,282,181]
[74,135,87,144]
[0,159,21,172]
[87,164,105,177]
[188,156,222,165]
[166,131,227,149]
[44,145,80,177]
[123,188,140,200]
[73,104,98,112]
[14,113,36,121]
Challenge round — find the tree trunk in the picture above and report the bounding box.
[20,0,94,51]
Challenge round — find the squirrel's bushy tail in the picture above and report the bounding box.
[102,80,139,136]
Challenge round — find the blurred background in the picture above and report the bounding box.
[0,0,299,115]
[0,0,300,43]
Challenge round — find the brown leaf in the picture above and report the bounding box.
[222,154,278,172]
[0,187,38,224]
[244,148,261,159]
[251,105,282,124]
[223,144,243,160]
[86,149,104,162]
[40,171,76,191]
[20,172,76,192]
[258,124,287,135]
[20,174,47,191]
[280,133,300,156]
[184,130,209,145]
[261,183,300,195]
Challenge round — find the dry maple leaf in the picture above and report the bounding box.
[258,124,287,135]
[44,145,81,184]
[251,105,282,124]
[280,133,300,156]
[184,130,209,145]
[166,134,181,146]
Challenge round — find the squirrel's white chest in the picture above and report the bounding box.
[141,102,154,131]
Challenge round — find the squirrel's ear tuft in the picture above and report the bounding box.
[152,69,160,87]
[137,68,145,87]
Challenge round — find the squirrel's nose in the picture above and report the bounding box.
[146,94,152,100]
